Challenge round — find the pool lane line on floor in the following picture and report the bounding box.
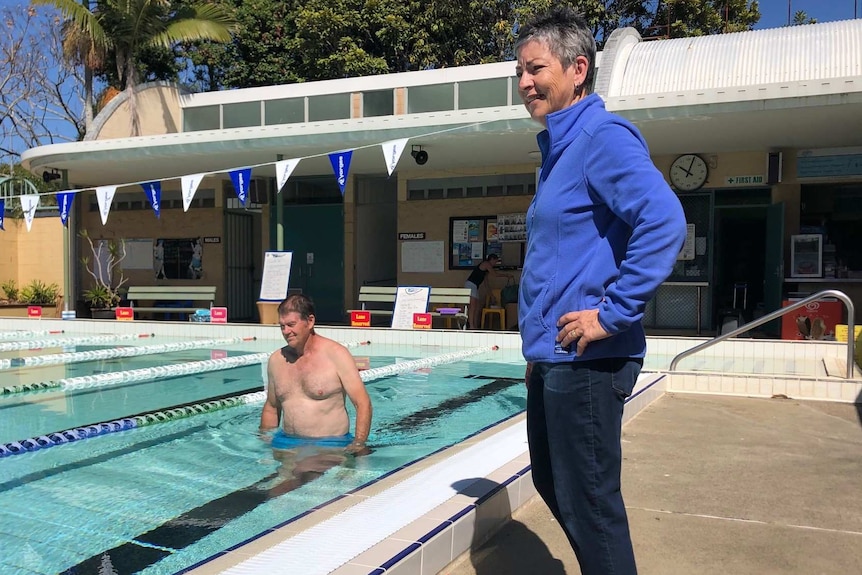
[0,329,64,341]
[0,332,154,353]
[0,340,369,396]
[0,336,258,371]
[0,345,494,458]
[48,378,517,575]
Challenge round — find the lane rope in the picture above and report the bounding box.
[0,336,257,371]
[0,329,64,341]
[0,332,154,353]
[0,344,495,458]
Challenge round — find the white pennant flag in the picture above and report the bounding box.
[275,158,301,192]
[20,195,39,232]
[95,185,117,225]
[381,138,409,176]
[181,173,205,212]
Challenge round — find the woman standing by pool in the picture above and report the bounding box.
[464,253,510,330]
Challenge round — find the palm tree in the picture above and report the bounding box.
[33,0,237,136]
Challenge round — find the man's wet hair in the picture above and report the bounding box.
[278,293,315,319]
[515,6,597,93]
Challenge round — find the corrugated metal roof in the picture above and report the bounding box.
[613,19,862,97]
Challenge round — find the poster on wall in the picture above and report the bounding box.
[260,251,294,301]
[156,237,205,280]
[401,241,443,273]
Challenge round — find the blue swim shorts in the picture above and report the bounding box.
[271,429,354,450]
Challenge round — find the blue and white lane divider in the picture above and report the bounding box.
[0,336,258,371]
[0,329,64,341]
[0,332,154,353]
[0,340,370,395]
[0,344,495,458]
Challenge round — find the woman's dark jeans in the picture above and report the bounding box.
[527,358,642,575]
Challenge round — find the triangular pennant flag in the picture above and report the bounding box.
[181,173,205,212]
[20,195,39,232]
[381,138,409,176]
[229,168,252,206]
[0,199,5,230]
[95,185,117,225]
[141,181,161,218]
[329,150,353,196]
[57,191,75,227]
[275,158,301,192]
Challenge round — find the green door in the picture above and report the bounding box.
[283,204,344,323]
[763,201,785,335]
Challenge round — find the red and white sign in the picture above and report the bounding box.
[115,307,134,321]
[351,311,371,327]
[211,349,228,360]
[413,312,432,330]
[211,307,228,323]
[781,299,843,340]
[354,356,370,370]
[27,306,42,319]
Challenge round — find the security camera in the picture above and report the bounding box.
[42,169,62,183]
[411,145,428,165]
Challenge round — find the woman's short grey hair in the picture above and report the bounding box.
[514,6,597,93]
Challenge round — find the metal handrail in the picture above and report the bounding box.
[670,290,856,379]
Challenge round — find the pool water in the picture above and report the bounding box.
[0,344,525,575]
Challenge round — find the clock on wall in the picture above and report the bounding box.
[669,154,709,191]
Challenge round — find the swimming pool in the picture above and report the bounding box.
[0,338,526,575]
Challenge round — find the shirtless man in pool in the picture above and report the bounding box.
[259,294,372,494]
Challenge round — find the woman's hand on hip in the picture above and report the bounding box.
[556,309,609,356]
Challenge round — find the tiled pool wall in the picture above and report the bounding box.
[3,317,857,403]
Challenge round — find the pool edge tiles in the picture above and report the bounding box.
[181,374,666,575]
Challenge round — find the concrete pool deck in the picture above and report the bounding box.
[445,393,862,575]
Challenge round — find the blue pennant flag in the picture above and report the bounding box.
[0,199,4,230]
[57,191,75,227]
[229,168,251,206]
[141,181,161,218]
[329,150,353,196]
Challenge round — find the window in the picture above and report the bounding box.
[183,106,219,131]
[362,90,394,117]
[265,98,305,125]
[308,93,350,122]
[407,84,454,113]
[223,101,261,129]
[459,78,508,109]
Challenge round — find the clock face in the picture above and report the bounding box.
[669,154,708,191]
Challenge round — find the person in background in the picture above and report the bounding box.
[515,7,687,575]
[260,294,372,495]
[465,253,511,329]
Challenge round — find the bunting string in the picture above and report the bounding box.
[4,119,508,213]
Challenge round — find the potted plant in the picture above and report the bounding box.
[80,230,128,318]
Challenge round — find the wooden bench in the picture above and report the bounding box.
[126,286,217,320]
[351,286,471,329]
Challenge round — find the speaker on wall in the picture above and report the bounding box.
[767,152,783,184]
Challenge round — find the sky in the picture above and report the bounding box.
[755,0,859,28]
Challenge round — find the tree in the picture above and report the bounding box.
[791,11,816,25]
[1,3,85,166]
[32,0,238,136]
[645,0,761,38]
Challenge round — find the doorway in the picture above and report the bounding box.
[713,206,769,329]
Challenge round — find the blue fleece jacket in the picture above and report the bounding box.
[518,94,687,363]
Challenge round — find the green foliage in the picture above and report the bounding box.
[178,1,762,90]
[82,284,120,309]
[1,280,19,302]
[19,280,61,305]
